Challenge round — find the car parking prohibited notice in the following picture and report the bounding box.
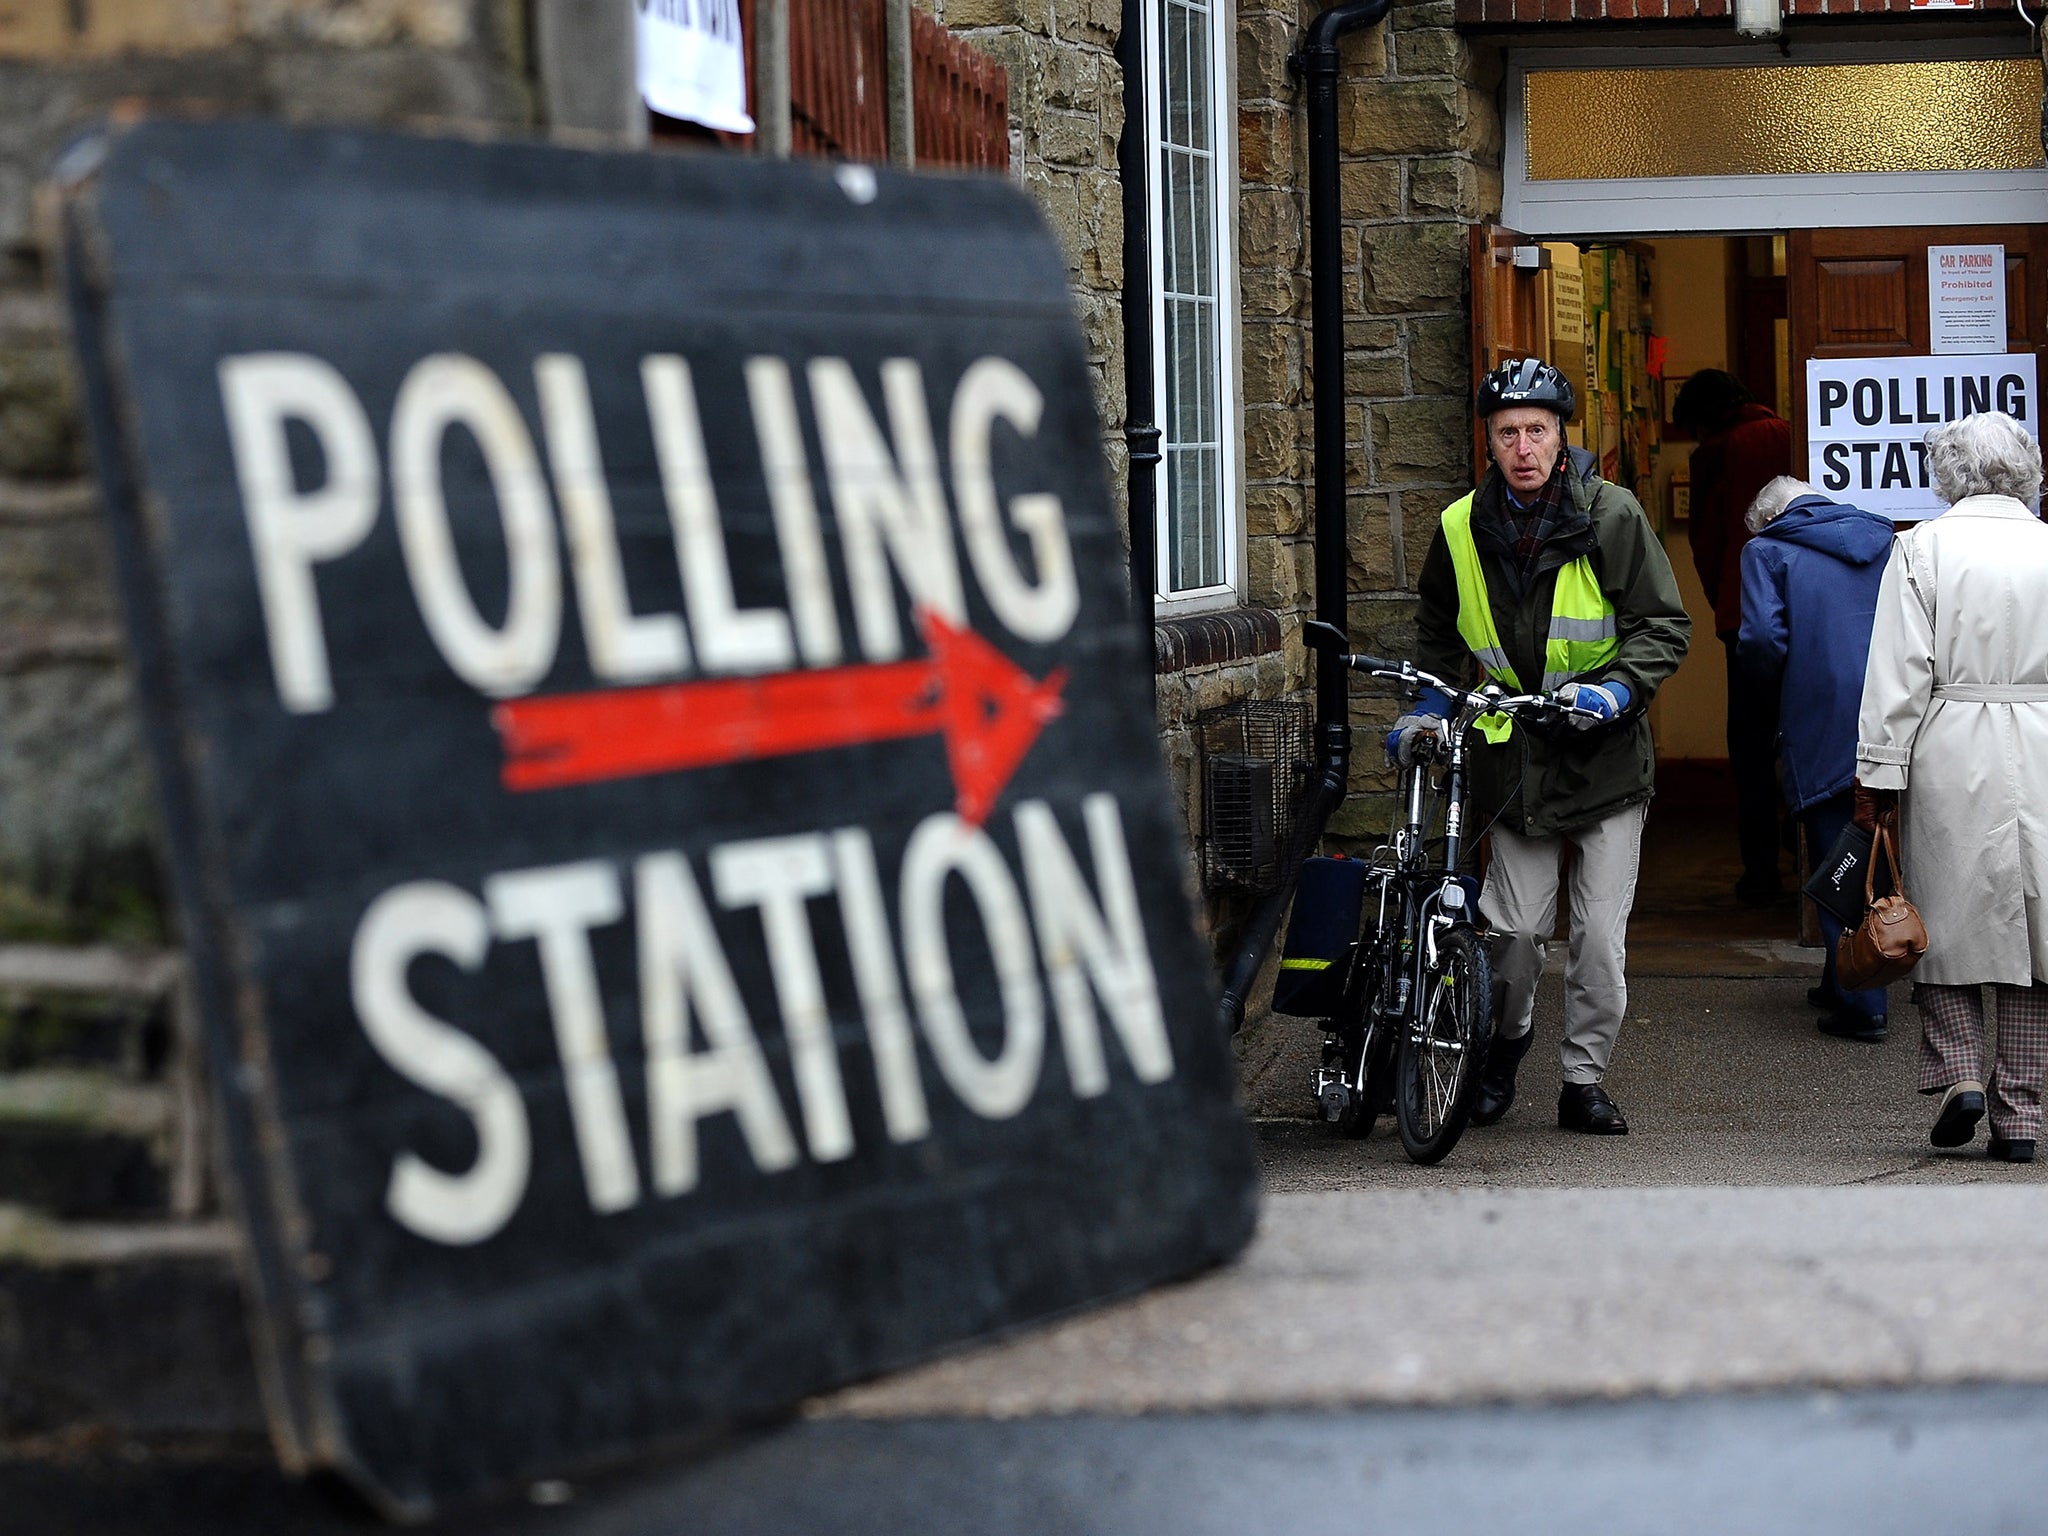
[59,121,1257,1518]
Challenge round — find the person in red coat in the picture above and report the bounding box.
[1675,369,1793,904]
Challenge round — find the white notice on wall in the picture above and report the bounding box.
[1928,244,2007,355]
[1806,353,2039,520]
[636,0,754,134]
[1548,257,1585,349]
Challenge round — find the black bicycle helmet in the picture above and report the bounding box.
[1476,356,1575,422]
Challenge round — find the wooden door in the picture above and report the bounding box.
[1787,225,2048,468]
[1468,224,1558,479]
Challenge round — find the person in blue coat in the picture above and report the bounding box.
[1737,476,1897,1041]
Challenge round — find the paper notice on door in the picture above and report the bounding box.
[1928,244,2007,355]
[1548,254,1585,350]
[636,0,754,134]
[1806,352,2039,519]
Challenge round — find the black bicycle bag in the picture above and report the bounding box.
[1273,855,1368,1018]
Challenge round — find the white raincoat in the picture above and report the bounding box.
[1857,494,2048,986]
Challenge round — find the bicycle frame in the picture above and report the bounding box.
[1312,646,1600,1118]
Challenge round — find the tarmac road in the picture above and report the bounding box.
[12,1385,2048,1535]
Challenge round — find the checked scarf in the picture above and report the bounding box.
[1499,466,1568,582]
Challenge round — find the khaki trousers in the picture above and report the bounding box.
[1480,801,1648,1086]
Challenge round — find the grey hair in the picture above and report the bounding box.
[1746,475,1820,533]
[1925,411,2043,506]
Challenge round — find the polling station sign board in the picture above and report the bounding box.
[58,121,1257,1517]
[1806,353,2040,520]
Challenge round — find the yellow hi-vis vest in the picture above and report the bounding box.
[1440,493,1619,744]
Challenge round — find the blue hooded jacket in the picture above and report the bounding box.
[1736,494,1895,815]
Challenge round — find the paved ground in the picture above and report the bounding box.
[1244,970,2024,1189]
[1239,791,2019,1188]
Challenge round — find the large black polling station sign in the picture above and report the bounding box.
[58,121,1257,1517]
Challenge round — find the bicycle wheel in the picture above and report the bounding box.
[1395,923,1493,1165]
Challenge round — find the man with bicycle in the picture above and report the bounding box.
[1392,357,1690,1135]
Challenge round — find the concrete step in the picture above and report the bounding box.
[0,944,182,1074]
[0,1070,175,1217]
[0,1204,261,1441]
[0,946,208,1220]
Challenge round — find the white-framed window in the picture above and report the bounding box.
[1145,0,1241,610]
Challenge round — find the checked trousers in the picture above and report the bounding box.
[1916,982,2048,1141]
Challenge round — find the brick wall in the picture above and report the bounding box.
[0,1,530,936]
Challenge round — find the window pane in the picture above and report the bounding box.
[1171,446,1221,592]
[1154,0,1229,599]
[1170,301,1194,442]
[1166,149,1194,296]
[1165,3,1195,147]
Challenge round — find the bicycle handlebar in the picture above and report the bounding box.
[1331,651,1604,725]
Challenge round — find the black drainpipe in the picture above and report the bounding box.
[1216,0,1392,1034]
[1119,0,1160,662]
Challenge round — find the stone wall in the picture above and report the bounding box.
[923,0,1129,495]
[1237,0,1501,842]
[0,1,530,935]
[1329,3,1502,835]
[924,0,1306,952]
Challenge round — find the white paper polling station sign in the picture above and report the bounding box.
[636,0,753,132]
[1805,353,2039,520]
[57,120,1257,1519]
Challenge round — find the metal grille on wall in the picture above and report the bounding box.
[1198,700,1312,893]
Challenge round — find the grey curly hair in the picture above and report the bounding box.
[1745,475,1820,533]
[1924,411,2042,507]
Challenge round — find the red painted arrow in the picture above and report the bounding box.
[491,611,1067,826]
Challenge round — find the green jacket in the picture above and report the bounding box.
[1415,449,1691,838]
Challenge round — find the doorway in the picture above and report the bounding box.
[1473,220,2048,920]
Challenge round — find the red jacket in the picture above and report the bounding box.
[1688,403,1792,635]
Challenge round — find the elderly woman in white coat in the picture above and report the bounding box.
[1857,411,2048,1163]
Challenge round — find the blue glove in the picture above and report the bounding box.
[1385,686,1452,765]
[1553,679,1631,730]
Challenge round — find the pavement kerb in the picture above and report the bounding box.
[811,1184,2048,1421]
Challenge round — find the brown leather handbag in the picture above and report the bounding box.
[1836,821,1928,990]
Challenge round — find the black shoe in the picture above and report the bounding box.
[1807,985,1838,1011]
[1558,1082,1629,1135]
[1818,1011,1887,1044]
[1469,1030,1536,1127]
[1988,1137,2036,1163]
[1931,1081,1987,1148]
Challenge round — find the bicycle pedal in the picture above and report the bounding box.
[1317,1079,1350,1123]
